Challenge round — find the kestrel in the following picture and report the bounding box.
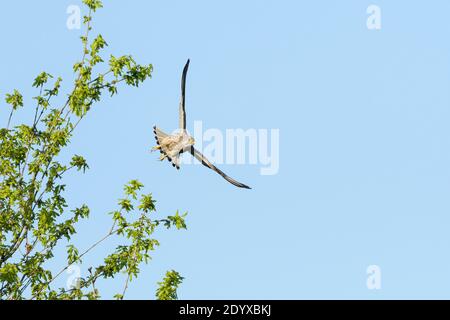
[152,59,251,189]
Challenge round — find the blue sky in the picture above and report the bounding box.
[2,0,450,299]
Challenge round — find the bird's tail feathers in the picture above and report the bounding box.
[153,126,180,170]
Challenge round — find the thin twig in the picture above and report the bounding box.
[6,108,14,129]
[29,227,119,300]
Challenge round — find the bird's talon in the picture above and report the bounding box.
[151,145,161,152]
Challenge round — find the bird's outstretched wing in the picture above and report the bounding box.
[190,147,251,189]
[179,59,190,130]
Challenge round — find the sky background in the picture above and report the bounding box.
[1,0,450,299]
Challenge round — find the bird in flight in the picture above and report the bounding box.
[152,59,251,189]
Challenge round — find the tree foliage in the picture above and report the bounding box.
[0,0,186,300]
[156,270,184,300]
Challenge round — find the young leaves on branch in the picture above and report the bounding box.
[156,270,184,300]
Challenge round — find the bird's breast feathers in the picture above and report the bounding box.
[160,132,193,157]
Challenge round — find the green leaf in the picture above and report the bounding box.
[0,264,19,283]
[138,194,156,213]
[155,270,184,300]
[70,155,89,173]
[5,90,23,110]
[124,180,144,199]
[67,245,80,264]
[83,0,103,12]
[32,72,53,88]
[167,211,188,230]
[72,204,90,221]
[118,199,133,212]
